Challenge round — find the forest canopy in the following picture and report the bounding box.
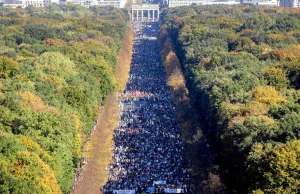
[0,4,128,193]
[160,5,300,194]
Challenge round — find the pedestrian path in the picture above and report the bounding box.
[103,22,189,194]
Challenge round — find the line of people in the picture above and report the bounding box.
[103,22,189,194]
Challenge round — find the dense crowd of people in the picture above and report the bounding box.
[103,22,189,194]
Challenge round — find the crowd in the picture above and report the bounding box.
[103,22,190,194]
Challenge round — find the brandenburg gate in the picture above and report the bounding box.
[131,4,160,22]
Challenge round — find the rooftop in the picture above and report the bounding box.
[4,0,23,4]
[132,4,159,9]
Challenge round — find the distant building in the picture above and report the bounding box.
[280,0,299,8]
[242,0,278,6]
[3,0,60,8]
[96,0,127,8]
[45,0,59,6]
[77,0,97,8]
[202,0,240,5]
[3,0,24,8]
[3,0,128,8]
[3,0,46,8]
[25,0,46,7]
[168,0,239,7]
[74,0,127,8]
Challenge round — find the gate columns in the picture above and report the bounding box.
[131,4,160,22]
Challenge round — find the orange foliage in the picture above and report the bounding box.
[158,26,173,61]
[201,56,212,64]
[158,25,200,143]
[115,26,134,90]
[272,49,300,62]
[158,25,221,192]
[207,172,223,191]
[246,101,270,116]
[0,81,6,90]
[167,67,186,92]
[165,51,182,74]
[14,151,62,193]
[44,38,69,47]
[228,115,246,129]
[17,91,58,112]
[162,40,189,103]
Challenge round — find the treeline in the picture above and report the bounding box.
[0,4,128,193]
[158,27,224,193]
[160,5,300,194]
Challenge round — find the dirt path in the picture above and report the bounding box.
[72,25,133,194]
[73,94,119,194]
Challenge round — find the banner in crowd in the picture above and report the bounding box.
[146,187,156,192]
[164,188,184,193]
[113,190,135,194]
[153,180,166,185]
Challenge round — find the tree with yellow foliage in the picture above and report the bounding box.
[252,86,287,106]
[0,56,19,79]
[249,140,300,194]
[0,134,62,193]
[263,67,289,90]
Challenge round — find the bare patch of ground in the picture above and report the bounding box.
[73,94,119,194]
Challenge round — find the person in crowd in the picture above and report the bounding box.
[103,22,189,194]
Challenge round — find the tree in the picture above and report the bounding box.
[0,56,19,78]
[252,86,287,106]
[0,134,62,194]
[263,67,289,89]
[0,5,128,193]
[161,6,300,193]
[250,140,300,194]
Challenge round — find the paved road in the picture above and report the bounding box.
[103,22,189,194]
